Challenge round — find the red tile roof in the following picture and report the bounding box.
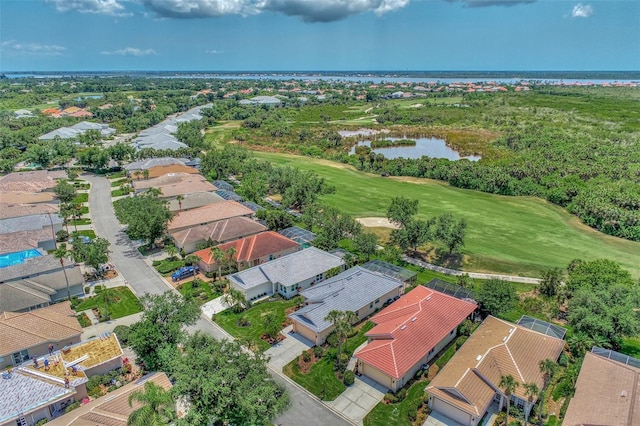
[195,231,299,265]
[355,286,477,379]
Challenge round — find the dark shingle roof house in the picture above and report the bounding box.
[290,266,403,335]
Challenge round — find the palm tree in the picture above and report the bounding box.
[539,359,557,389]
[184,255,200,280]
[165,244,178,260]
[146,187,162,197]
[499,374,518,424]
[127,381,175,426]
[324,310,358,369]
[54,243,71,301]
[522,382,540,426]
[101,287,119,320]
[212,247,226,281]
[142,169,150,181]
[538,359,557,424]
[176,194,184,211]
[222,288,246,313]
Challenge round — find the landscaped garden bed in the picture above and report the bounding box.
[153,258,185,274]
[76,312,92,327]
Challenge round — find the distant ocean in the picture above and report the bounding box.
[4,71,640,84]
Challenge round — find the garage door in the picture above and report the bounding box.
[431,398,471,426]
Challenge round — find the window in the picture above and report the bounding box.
[316,274,324,283]
[428,348,434,355]
[289,285,295,292]
[269,254,274,261]
[11,349,29,365]
[375,299,380,304]
[450,329,455,335]
[369,302,373,309]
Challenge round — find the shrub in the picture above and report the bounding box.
[455,335,468,349]
[84,286,90,294]
[339,353,349,367]
[35,419,49,426]
[302,351,311,362]
[558,352,569,367]
[327,332,339,347]
[385,392,398,403]
[343,370,355,386]
[395,387,407,401]
[113,325,130,346]
[64,401,80,413]
[56,229,69,242]
[346,327,358,338]
[236,317,251,327]
[313,346,324,358]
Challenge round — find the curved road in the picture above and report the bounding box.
[85,173,352,426]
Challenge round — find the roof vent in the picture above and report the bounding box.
[401,325,407,330]
[622,390,628,398]
[476,355,482,361]
[426,296,431,301]
[508,328,514,334]
[411,317,417,322]
[503,337,508,342]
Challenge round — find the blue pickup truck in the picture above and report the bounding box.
[171,266,199,282]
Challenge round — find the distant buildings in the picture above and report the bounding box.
[132,104,210,151]
[39,122,115,141]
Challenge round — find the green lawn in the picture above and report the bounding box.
[214,299,298,351]
[111,178,128,187]
[73,193,89,203]
[72,218,91,226]
[254,152,640,278]
[152,258,185,274]
[80,206,89,215]
[283,356,345,401]
[73,230,96,239]
[177,279,221,305]
[363,379,428,426]
[72,286,142,319]
[111,189,130,197]
[621,337,640,358]
[345,321,375,355]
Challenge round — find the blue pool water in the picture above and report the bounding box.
[0,249,43,268]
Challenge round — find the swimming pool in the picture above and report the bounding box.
[0,249,43,268]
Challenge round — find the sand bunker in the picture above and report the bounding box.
[356,217,399,229]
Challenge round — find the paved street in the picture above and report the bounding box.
[86,173,352,426]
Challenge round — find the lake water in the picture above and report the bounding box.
[349,137,481,161]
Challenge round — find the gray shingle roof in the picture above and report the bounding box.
[0,255,74,283]
[125,157,186,171]
[290,266,403,333]
[0,213,63,234]
[132,104,210,151]
[0,282,51,313]
[227,247,344,290]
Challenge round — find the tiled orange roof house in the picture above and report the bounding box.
[194,231,300,273]
[355,286,477,392]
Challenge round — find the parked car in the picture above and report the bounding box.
[172,265,199,282]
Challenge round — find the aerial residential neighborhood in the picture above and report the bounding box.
[1,0,639,424]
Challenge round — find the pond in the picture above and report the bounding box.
[349,137,481,161]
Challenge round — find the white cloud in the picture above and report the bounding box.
[0,40,67,56]
[447,0,535,7]
[46,0,131,16]
[571,3,593,18]
[101,47,157,56]
[49,0,537,22]
[206,49,224,54]
[139,0,259,18]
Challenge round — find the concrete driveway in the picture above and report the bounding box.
[423,411,464,426]
[265,327,314,371]
[201,296,230,319]
[328,375,386,425]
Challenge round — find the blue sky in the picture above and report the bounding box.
[1,0,638,71]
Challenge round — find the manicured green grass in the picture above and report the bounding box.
[283,356,346,401]
[177,279,221,305]
[73,193,89,203]
[72,218,91,226]
[73,287,142,319]
[620,337,640,358]
[152,259,185,274]
[73,230,96,239]
[253,152,640,278]
[364,379,428,426]
[111,189,130,197]
[80,207,89,215]
[345,321,375,355]
[111,178,128,187]
[214,299,298,351]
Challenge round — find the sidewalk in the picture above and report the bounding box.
[81,312,143,340]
